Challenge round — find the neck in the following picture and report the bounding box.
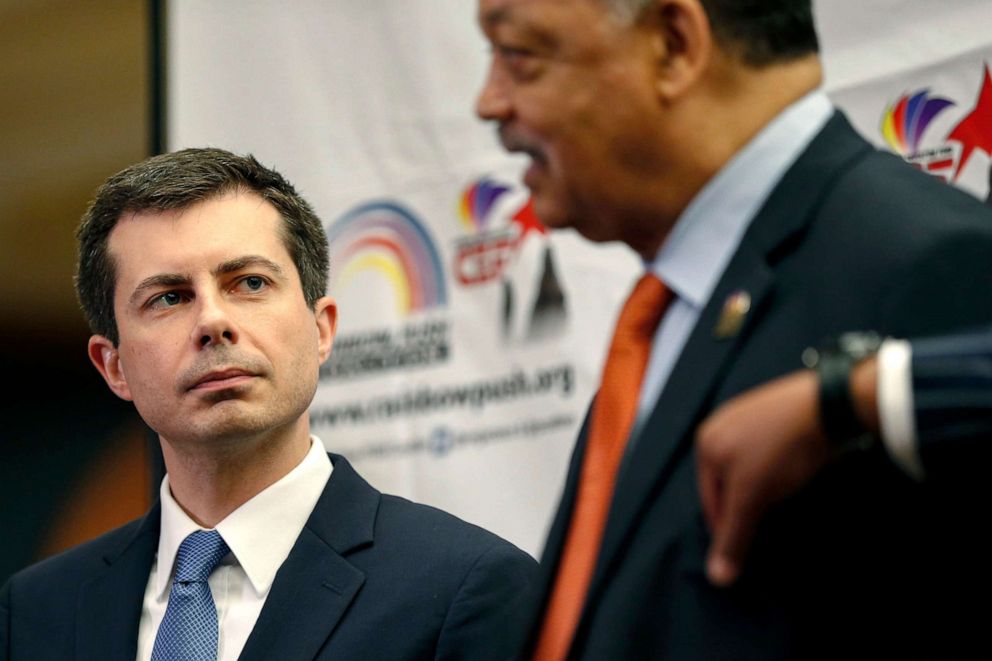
[159,417,312,527]
[627,54,824,259]
[694,53,824,173]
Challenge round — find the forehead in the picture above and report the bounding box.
[478,0,630,59]
[108,191,292,285]
[479,0,610,30]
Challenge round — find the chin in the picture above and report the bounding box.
[529,197,573,232]
[166,408,288,446]
[573,224,620,245]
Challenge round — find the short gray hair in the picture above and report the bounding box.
[599,0,650,22]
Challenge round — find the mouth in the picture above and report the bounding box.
[188,368,258,392]
[521,158,548,188]
[498,128,547,170]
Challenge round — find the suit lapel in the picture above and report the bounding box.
[76,505,160,661]
[592,245,776,594]
[238,454,377,661]
[586,112,874,601]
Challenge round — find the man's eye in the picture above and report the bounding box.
[500,46,532,63]
[497,46,542,78]
[151,291,183,308]
[240,276,267,292]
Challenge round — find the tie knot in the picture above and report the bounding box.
[173,530,229,583]
[615,273,671,339]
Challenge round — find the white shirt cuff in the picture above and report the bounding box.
[877,338,925,480]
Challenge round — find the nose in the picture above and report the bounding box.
[475,59,512,122]
[191,291,239,348]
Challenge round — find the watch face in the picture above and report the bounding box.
[837,331,884,360]
[801,346,821,369]
[802,331,883,369]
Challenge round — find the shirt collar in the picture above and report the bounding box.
[648,89,834,306]
[153,436,333,600]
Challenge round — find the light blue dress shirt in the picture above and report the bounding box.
[630,90,835,443]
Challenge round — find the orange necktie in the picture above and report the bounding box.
[533,273,673,661]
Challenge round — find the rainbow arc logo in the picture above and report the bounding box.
[327,201,447,317]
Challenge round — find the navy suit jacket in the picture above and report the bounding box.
[530,113,992,659]
[912,327,992,473]
[0,454,538,660]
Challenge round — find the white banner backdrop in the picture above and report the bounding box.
[816,0,992,199]
[167,1,641,556]
[167,1,992,555]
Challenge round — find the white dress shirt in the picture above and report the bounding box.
[630,89,834,443]
[877,339,926,479]
[136,436,333,661]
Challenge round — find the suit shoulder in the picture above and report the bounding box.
[807,147,992,287]
[376,493,536,568]
[372,500,542,660]
[828,148,992,234]
[5,516,147,594]
[325,454,535,570]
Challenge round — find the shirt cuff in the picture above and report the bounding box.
[877,339,925,480]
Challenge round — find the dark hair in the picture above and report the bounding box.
[700,0,818,65]
[607,0,819,66]
[76,147,329,345]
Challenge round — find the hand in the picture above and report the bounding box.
[695,370,832,587]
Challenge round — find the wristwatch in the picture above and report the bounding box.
[801,331,884,448]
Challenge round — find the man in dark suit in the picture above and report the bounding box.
[475,0,992,658]
[698,326,992,586]
[0,148,537,660]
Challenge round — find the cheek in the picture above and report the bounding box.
[518,84,587,141]
[542,109,613,177]
[267,311,320,361]
[120,348,163,391]
[119,329,186,386]
[548,138,607,203]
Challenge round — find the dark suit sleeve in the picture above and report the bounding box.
[1,579,11,661]
[910,327,992,472]
[434,541,539,661]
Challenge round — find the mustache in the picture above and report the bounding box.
[178,349,268,391]
[497,127,547,164]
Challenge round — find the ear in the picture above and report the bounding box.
[644,0,713,101]
[313,296,338,364]
[87,335,134,401]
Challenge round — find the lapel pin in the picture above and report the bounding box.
[713,290,751,339]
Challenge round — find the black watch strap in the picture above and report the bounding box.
[803,332,883,446]
[817,349,864,442]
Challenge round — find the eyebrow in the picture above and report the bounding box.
[128,255,286,307]
[480,7,556,50]
[215,255,285,279]
[481,7,510,29]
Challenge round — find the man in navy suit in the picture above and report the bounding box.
[0,148,537,660]
[475,0,992,657]
[698,327,992,586]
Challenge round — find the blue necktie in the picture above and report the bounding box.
[152,530,230,661]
